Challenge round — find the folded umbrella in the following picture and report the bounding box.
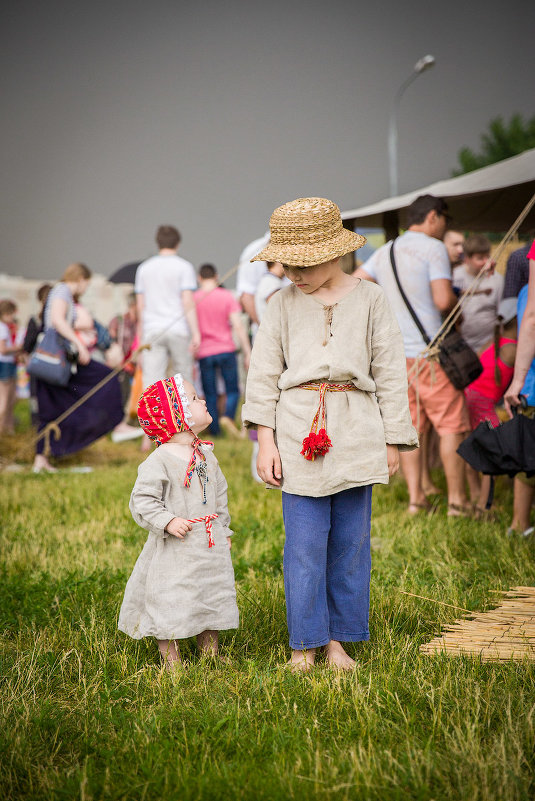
[457,411,535,478]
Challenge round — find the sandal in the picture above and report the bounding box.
[473,506,497,522]
[447,503,473,518]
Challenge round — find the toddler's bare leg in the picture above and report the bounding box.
[324,640,356,671]
[197,630,219,656]
[157,639,182,669]
[288,648,316,672]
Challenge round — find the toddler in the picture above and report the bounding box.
[0,300,22,434]
[118,373,239,668]
[242,198,418,671]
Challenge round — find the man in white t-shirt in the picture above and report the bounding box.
[135,224,200,388]
[356,195,470,516]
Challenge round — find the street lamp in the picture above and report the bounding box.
[388,55,435,197]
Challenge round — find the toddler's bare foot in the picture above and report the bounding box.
[197,629,219,657]
[286,648,316,673]
[158,639,182,670]
[324,640,356,671]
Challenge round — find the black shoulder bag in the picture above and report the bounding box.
[389,241,482,390]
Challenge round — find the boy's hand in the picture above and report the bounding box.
[227,537,232,549]
[386,444,399,477]
[165,517,193,539]
[257,443,282,486]
[257,425,282,486]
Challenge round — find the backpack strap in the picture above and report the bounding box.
[389,240,431,345]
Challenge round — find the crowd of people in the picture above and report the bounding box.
[1,204,534,525]
[1,195,534,671]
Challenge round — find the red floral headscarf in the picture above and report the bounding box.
[137,373,192,446]
[137,373,212,491]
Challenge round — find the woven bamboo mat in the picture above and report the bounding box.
[420,586,535,662]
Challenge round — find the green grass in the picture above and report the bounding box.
[1,402,534,800]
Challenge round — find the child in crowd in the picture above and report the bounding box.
[464,297,517,516]
[194,264,251,437]
[242,198,417,671]
[453,234,504,351]
[0,300,22,434]
[118,373,239,668]
[22,284,52,426]
[255,261,286,322]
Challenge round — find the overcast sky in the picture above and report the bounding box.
[2,0,534,281]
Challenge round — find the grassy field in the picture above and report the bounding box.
[1,404,535,800]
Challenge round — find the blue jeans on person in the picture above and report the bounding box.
[282,486,372,650]
[198,351,240,435]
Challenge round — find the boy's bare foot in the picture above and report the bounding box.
[286,648,316,673]
[324,640,356,671]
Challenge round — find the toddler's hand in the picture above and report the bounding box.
[165,517,193,539]
[386,444,399,477]
[227,536,232,549]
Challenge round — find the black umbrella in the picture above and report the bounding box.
[108,261,142,284]
[457,412,535,478]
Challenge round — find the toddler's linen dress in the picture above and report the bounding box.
[118,444,239,640]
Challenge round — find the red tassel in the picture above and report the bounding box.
[301,428,332,461]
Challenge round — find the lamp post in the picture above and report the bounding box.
[388,55,435,197]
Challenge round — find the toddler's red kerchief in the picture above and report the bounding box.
[137,374,191,445]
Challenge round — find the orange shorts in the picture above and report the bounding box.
[406,357,470,436]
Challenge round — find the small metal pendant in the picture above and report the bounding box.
[196,460,209,504]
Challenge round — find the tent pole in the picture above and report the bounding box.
[383,209,399,241]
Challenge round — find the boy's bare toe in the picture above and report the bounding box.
[324,641,357,671]
[285,649,316,673]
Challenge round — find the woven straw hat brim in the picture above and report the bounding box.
[251,228,366,267]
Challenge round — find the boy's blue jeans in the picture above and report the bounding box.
[282,486,372,650]
[198,351,240,435]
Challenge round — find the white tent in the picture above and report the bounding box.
[342,148,535,235]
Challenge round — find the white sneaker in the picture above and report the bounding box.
[506,525,534,539]
[111,427,144,443]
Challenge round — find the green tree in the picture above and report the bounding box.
[453,113,535,175]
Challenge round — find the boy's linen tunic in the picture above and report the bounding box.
[242,280,418,497]
[118,446,239,640]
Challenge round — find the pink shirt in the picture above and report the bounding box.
[527,240,535,260]
[194,287,241,359]
[468,337,516,402]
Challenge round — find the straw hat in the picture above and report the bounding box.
[251,197,366,267]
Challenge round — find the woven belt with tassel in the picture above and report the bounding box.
[186,513,219,548]
[299,381,357,461]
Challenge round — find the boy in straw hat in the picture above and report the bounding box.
[242,198,418,671]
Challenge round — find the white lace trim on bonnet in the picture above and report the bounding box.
[173,373,193,425]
